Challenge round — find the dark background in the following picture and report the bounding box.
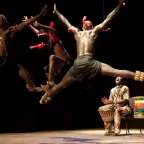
[0,0,144,132]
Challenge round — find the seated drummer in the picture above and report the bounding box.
[101,76,131,136]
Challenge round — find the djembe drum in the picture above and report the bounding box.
[134,96,144,118]
[98,104,115,123]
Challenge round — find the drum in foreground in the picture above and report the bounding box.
[98,104,114,123]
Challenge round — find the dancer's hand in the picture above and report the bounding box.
[53,3,57,13]
[40,5,48,16]
[119,0,126,6]
[83,16,87,21]
[22,16,29,22]
[41,84,49,92]
[101,96,108,104]
[31,16,39,27]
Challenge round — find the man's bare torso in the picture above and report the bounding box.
[75,30,98,56]
[53,42,71,61]
[43,30,71,62]
[0,29,9,56]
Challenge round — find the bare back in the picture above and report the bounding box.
[44,29,71,61]
[74,30,99,56]
[0,28,9,56]
[0,26,15,57]
[53,41,71,61]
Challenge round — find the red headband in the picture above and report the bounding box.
[68,16,110,33]
[82,17,93,28]
[82,16,110,32]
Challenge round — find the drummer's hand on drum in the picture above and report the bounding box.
[101,96,108,104]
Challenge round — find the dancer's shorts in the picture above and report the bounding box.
[68,55,101,81]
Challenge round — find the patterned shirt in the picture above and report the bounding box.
[109,85,130,107]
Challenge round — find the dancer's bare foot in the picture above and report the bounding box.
[39,92,52,104]
[26,84,42,92]
[47,81,55,88]
[41,84,49,92]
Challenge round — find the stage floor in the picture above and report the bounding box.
[0,129,144,144]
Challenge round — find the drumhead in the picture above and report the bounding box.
[98,104,114,111]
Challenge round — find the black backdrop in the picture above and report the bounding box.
[0,0,144,132]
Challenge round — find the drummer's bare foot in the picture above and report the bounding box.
[104,132,111,136]
[26,84,42,92]
[111,133,119,136]
[39,92,52,104]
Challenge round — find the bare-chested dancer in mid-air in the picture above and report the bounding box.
[23,16,72,88]
[40,0,144,104]
[0,5,47,92]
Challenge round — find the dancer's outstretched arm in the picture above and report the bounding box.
[9,5,47,37]
[92,0,125,34]
[53,3,78,34]
[23,16,39,36]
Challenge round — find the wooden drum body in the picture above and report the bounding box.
[134,96,144,118]
[98,104,114,123]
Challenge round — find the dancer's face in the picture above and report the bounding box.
[82,20,93,30]
[0,15,8,27]
[115,77,122,84]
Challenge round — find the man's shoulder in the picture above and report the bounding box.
[122,85,129,90]
[111,87,116,92]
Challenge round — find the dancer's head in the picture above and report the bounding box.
[82,16,93,30]
[0,14,8,28]
[115,76,123,85]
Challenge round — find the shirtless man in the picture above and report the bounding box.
[0,5,47,92]
[40,0,144,104]
[23,16,72,87]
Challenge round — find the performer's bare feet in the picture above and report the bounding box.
[41,81,55,92]
[26,84,42,92]
[41,84,49,92]
[39,92,52,104]
[47,81,55,88]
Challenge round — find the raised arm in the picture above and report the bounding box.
[29,24,39,37]
[34,21,57,33]
[92,0,125,33]
[9,5,47,37]
[23,16,39,37]
[53,3,78,34]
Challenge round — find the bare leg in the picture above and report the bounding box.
[101,63,135,79]
[17,64,42,92]
[48,54,66,87]
[40,72,74,104]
